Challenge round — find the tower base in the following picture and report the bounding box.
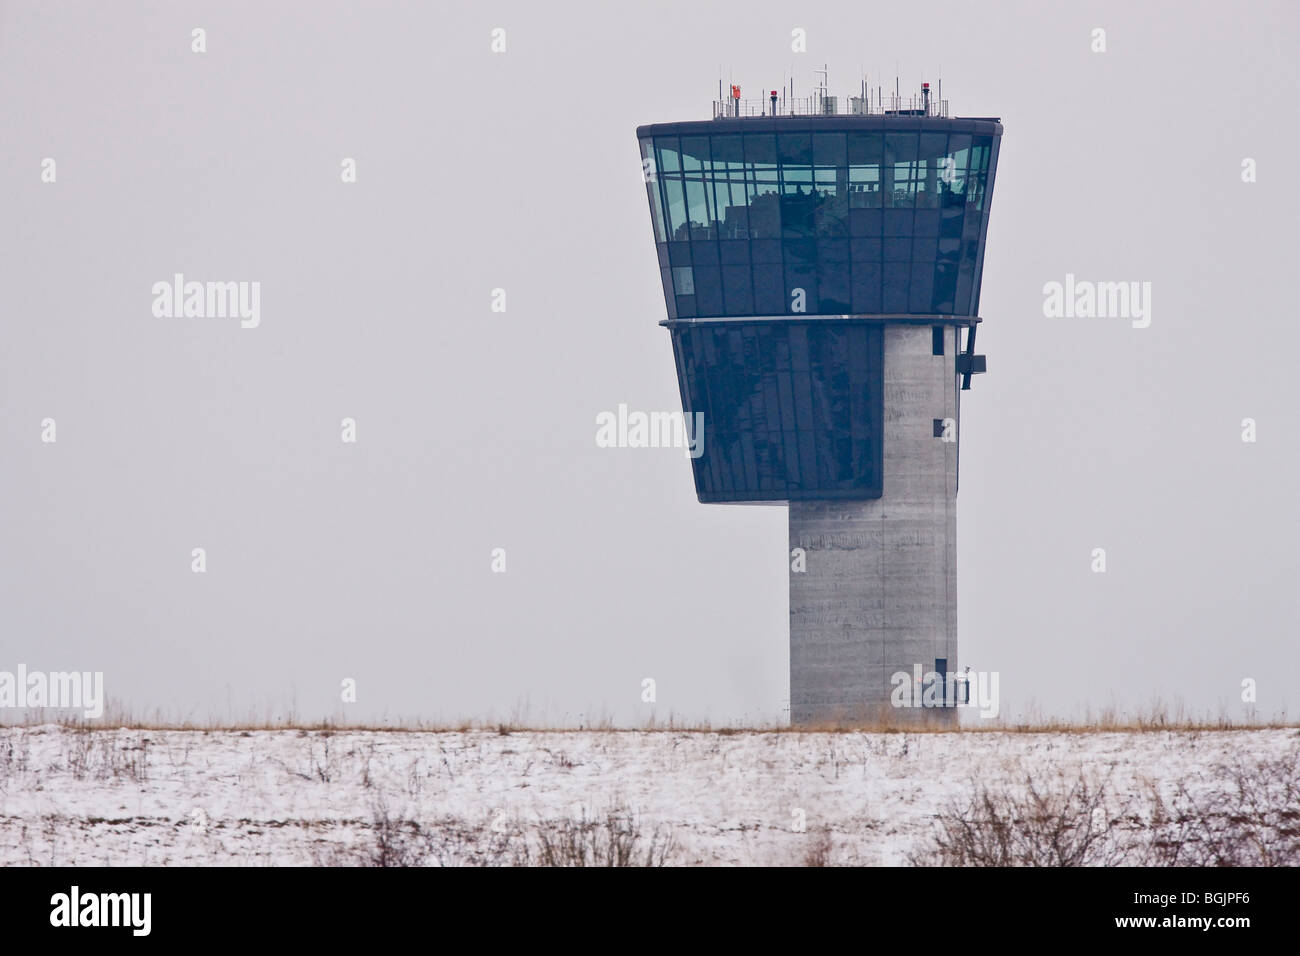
[788,325,960,727]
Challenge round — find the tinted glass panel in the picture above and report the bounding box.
[672,322,884,501]
[657,137,689,241]
[640,139,668,242]
[644,126,1000,317]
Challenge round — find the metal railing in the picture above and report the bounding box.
[712,94,949,120]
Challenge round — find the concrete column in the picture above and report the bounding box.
[789,324,960,726]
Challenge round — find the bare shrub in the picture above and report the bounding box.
[367,803,432,867]
[426,821,526,867]
[0,735,30,789]
[915,743,1300,867]
[58,725,149,783]
[1145,744,1300,867]
[316,805,677,869]
[357,802,528,867]
[61,723,94,780]
[802,827,833,866]
[528,807,674,867]
[914,768,1136,867]
[309,735,335,784]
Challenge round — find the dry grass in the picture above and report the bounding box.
[0,698,1289,735]
[56,722,150,783]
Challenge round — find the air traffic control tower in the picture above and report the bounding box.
[636,80,1002,724]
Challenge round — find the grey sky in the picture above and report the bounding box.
[2,0,1297,725]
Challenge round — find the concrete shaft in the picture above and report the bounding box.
[789,324,960,726]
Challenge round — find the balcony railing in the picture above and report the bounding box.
[713,93,949,120]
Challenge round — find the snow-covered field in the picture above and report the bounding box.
[0,725,1295,866]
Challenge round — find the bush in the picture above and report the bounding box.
[915,768,1134,867]
[913,743,1300,867]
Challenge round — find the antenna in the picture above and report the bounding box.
[814,62,828,111]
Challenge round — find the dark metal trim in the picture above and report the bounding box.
[637,115,1003,139]
[961,323,977,390]
[660,313,983,329]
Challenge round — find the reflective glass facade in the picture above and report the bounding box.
[640,121,999,318]
[670,322,883,502]
[640,116,1002,503]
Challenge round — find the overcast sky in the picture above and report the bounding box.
[2,0,1297,726]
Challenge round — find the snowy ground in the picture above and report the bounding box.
[0,725,1295,866]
